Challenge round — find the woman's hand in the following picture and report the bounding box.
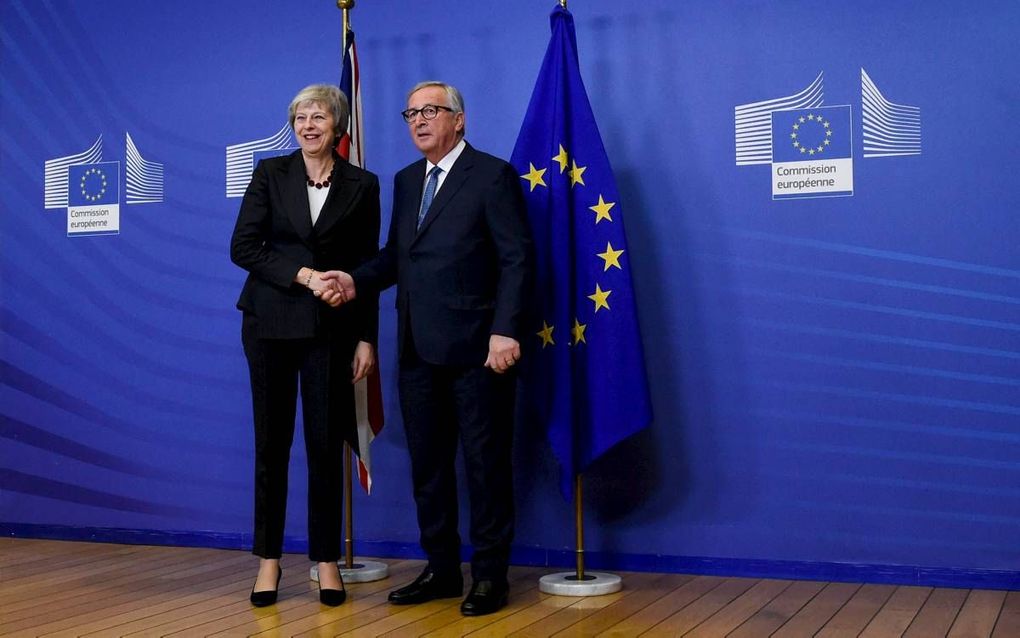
[296,267,347,307]
[351,341,375,383]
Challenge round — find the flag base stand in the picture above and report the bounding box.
[539,475,624,597]
[309,560,389,583]
[539,571,621,596]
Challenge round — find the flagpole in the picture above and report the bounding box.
[538,472,621,595]
[308,0,388,586]
[339,0,360,579]
[343,444,355,569]
[340,0,351,50]
[522,0,633,597]
[574,474,584,579]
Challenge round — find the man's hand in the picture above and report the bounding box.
[301,270,344,307]
[315,270,357,307]
[351,341,375,383]
[485,334,521,374]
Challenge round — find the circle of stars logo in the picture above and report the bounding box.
[79,167,108,202]
[789,113,832,157]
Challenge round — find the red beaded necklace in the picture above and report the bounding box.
[306,175,331,189]
[306,162,334,189]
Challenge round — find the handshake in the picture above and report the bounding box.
[305,269,357,308]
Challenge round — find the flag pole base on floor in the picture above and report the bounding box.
[538,571,622,596]
[309,560,389,583]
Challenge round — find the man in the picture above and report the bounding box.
[320,81,533,616]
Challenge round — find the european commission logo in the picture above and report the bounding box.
[68,163,120,236]
[772,106,853,200]
[44,133,164,236]
[225,124,296,198]
[735,69,921,200]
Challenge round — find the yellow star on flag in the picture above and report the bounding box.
[589,195,615,224]
[521,163,547,192]
[552,145,569,173]
[571,318,587,345]
[588,283,611,313]
[597,242,624,271]
[569,159,587,187]
[536,321,555,347]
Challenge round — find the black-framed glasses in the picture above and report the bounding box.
[401,104,454,123]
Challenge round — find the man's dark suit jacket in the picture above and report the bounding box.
[354,143,534,366]
[230,150,380,343]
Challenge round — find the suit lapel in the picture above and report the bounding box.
[414,144,475,242]
[283,152,314,244]
[314,159,363,236]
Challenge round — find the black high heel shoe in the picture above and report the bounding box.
[250,565,282,607]
[318,563,347,607]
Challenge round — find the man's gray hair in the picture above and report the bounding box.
[407,81,465,113]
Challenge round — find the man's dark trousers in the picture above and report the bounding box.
[398,333,516,583]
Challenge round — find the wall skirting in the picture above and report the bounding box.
[5,523,1017,591]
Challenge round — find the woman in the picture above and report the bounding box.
[230,84,380,607]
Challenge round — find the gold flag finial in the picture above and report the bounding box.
[338,0,354,47]
[559,0,567,8]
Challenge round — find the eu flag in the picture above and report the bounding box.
[511,4,653,498]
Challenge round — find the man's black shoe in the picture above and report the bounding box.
[388,567,463,605]
[460,579,509,616]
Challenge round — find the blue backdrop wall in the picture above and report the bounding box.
[2,0,1018,588]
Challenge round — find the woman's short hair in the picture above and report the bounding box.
[288,84,349,139]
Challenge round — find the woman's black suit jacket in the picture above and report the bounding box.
[230,150,380,344]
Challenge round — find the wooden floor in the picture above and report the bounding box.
[1,539,1016,637]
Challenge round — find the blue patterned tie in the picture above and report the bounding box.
[417,166,443,230]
